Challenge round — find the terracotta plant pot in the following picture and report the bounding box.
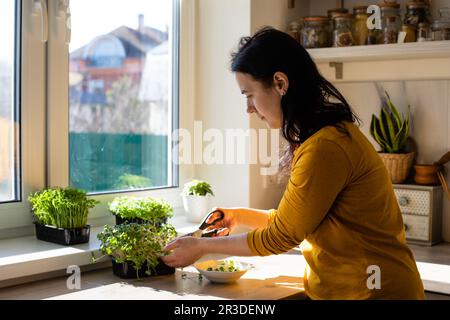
[414,164,440,185]
[379,152,415,184]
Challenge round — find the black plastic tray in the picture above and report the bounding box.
[34,223,90,246]
[111,259,175,279]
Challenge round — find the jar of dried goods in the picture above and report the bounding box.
[417,22,431,41]
[301,16,331,48]
[401,24,417,42]
[405,1,431,28]
[327,8,349,30]
[288,20,302,43]
[378,1,401,42]
[353,5,369,45]
[332,13,354,47]
[383,16,400,43]
[432,7,450,41]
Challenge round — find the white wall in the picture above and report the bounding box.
[192,0,252,208]
[247,0,307,210]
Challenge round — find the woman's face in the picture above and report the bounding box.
[235,72,285,129]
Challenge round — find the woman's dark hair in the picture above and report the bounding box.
[231,26,360,173]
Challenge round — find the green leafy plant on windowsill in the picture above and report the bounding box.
[181,180,215,223]
[109,196,173,223]
[95,223,177,279]
[28,187,99,229]
[182,180,214,197]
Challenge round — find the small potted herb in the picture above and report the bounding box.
[181,179,214,222]
[109,196,173,226]
[28,187,99,245]
[96,223,177,279]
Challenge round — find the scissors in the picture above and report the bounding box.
[188,209,229,238]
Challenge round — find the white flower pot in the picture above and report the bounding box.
[182,194,213,223]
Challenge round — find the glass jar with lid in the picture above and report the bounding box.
[288,20,302,43]
[378,1,402,43]
[417,22,431,41]
[327,8,349,30]
[405,1,431,28]
[401,24,417,42]
[442,28,450,41]
[300,16,331,48]
[353,5,369,45]
[332,13,354,47]
[366,28,380,45]
[383,16,400,43]
[327,8,349,20]
[432,7,450,41]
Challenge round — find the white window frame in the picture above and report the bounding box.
[0,0,46,238]
[0,0,196,238]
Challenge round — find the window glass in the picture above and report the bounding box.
[0,0,19,202]
[69,0,176,193]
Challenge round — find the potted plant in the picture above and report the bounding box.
[181,179,214,223]
[109,196,173,226]
[370,91,414,184]
[28,187,99,245]
[96,223,177,279]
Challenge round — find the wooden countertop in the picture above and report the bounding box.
[0,251,308,300]
[3,239,449,300]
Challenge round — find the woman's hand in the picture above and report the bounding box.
[160,236,205,268]
[203,207,238,237]
[161,233,254,268]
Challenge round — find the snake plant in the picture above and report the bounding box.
[370,91,411,154]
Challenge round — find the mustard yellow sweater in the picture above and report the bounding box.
[247,121,425,300]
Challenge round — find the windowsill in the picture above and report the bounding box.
[0,209,199,288]
[1,215,450,295]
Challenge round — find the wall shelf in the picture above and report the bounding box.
[307,41,450,82]
[307,41,450,63]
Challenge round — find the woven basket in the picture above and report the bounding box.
[379,152,415,184]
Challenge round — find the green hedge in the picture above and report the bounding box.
[70,133,168,193]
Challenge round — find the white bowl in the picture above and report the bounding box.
[194,259,252,284]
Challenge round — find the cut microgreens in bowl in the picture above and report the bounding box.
[206,260,242,272]
[194,259,253,284]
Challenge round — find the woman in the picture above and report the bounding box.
[161,27,425,300]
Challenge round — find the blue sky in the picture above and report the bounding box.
[70,0,172,52]
[0,0,172,61]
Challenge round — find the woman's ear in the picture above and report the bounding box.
[273,72,289,96]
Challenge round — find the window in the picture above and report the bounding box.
[0,0,20,203]
[68,0,179,194]
[0,0,182,235]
